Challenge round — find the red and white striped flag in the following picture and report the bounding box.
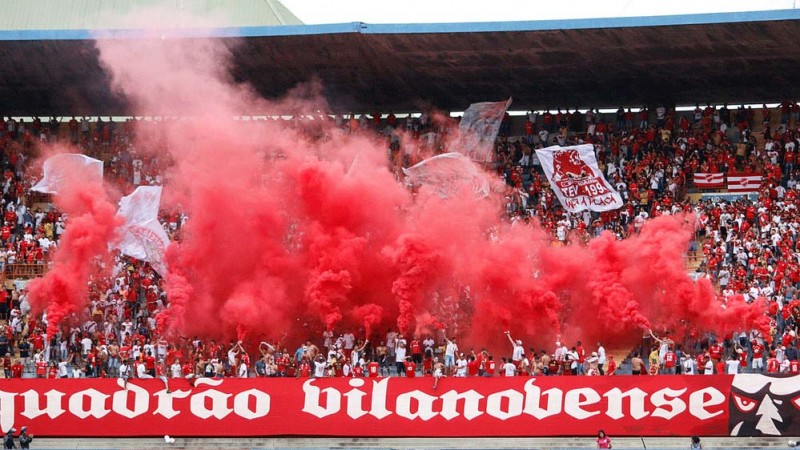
[727,174,762,192]
[693,173,724,188]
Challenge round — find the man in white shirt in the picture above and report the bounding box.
[503,358,516,377]
[422,334,435,358]
[725,355,740,374]
[81,336,93,357]
[238,360,248,378]
[554,341,567,363]
[343,332,355,352]
[313,355,327,378]
[704,358,714,375]
[444,336,458,376]
[596,342,607,375]
[170,360,182,379]
[455,354,468,377]
[58,359,69,378]
[122,319,133,336]
[228,342,242,369]
[322,330,334,348]
[505,332,524,365]
[119,360,131,388]
[394,339,407,376]
[137,363,152,379]
[682,355,695,375]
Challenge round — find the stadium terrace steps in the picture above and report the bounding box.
[28,436,800,449]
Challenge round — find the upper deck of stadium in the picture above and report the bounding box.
[0,3,799,114]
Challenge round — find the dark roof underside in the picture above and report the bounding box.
[2,11,800,114]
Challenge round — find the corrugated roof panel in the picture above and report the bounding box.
[0,0,302,31]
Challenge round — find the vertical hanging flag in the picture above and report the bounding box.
[453,98,512,162]
[113,186,171,274]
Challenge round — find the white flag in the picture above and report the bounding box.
[31,154,104,194]
[535,144,623,213]
[113,186,170,274]
[454,98,512,162]
[403,152,490,199]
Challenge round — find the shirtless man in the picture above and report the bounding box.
[631,352,645,375]
[432,357,445,389]
[375,341,388,376]
[107,341,120,377]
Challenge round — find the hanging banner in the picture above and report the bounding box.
[535,144,623,212]
[454,98,512,162]
[693,173,724,188]
[31,154,104,194]
[0,375,797,438]
[113,186,170,274]
[403,152,490,198]
[727,173,762,193]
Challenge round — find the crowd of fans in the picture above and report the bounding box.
[0,101,799,382]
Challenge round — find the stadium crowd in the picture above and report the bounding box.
[0,101,799,382]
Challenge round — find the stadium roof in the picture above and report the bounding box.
[0,0,303,31]
[1,9,800,115]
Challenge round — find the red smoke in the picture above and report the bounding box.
[351,303,383,341]
[24,28,768,356]
[27,149,122,338]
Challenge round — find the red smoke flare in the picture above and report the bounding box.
[27,151,121,338]
[27,28,764,358]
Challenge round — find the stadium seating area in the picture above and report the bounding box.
[0,102,799,380]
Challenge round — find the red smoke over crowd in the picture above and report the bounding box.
[27,151,122,338]
[26,33,769,355]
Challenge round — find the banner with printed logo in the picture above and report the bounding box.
[535,144,623,212]
[454,98,512,162]
[113,186,170,274]
[694,173,725,188]
[727,173,762,193]
[1,375,797,437]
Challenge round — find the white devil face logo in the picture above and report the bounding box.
[730,374,800,436]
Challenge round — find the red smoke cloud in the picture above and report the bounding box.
[26,29,769,355]
[27,149,122,338]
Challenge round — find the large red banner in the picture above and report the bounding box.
[0,375,797,437]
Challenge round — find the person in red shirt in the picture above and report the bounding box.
[47,362,58,379]
[285,361,297,378]
[410,339,422,366]
[422,356,433,375]
[467,354,480,377]
[663,349,677,374]
[367,359,380,378]
[790,359,799,375]
[404,358,416,378]
[352,362,364,378]
[299,360,311,378]
[182,360,194,380]
[485,355,496,376]
[715,359,726,376]
[144,351,156,377]
[766,353,780,374]
[696,353,707,374]
[708,341,723,361]
[575,341,586,375]
[10,360,23,378]
[751,340,765,372]
[35,357,47,378]
[276,354,288,376]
